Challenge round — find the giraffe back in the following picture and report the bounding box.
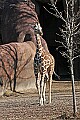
[34,45,55,78]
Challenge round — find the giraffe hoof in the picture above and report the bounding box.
[40,98,44,106]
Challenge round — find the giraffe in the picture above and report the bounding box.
[34,23,55,105]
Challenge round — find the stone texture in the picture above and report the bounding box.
[0,0,49,93]
[1,0,38,44]
[0,41,36,93]
[1,0,49,51]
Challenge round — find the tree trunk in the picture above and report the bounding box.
[70,58,77,116]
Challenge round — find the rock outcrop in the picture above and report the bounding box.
[0,41,36,94]
[0,0,49,93]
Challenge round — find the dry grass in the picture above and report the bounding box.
[52,81,80,93]
[0,81,80,120]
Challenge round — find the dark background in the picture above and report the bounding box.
[0,0,80,80]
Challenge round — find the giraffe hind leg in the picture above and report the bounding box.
[48,74,52,104]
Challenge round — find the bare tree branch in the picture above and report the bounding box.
[45,0,79,116]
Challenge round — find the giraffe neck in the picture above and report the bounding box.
[36,34,42,56]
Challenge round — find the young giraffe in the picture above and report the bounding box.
[34,23,55,105]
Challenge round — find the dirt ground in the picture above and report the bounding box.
[0,81,80,120]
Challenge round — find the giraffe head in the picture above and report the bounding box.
[34,23,43,36]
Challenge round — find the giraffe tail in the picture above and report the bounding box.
[54,71,60,80]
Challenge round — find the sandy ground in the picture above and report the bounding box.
[0,81,80,120]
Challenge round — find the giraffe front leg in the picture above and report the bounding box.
[40,74,45,106]
[36,73,41,95]
[35,73,42,105]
